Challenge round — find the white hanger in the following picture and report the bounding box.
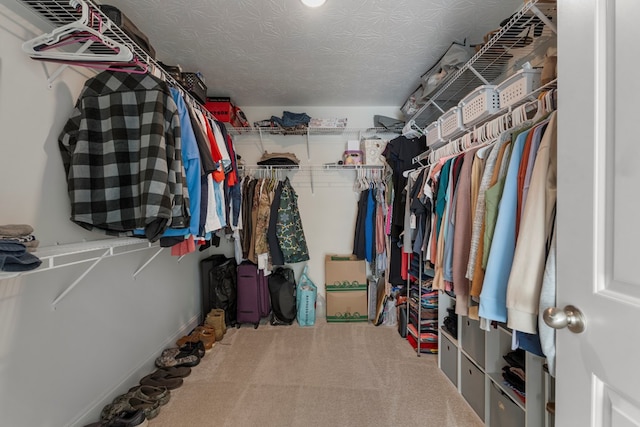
[22,0,134,63]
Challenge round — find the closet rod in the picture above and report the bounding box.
[411,78,558,166]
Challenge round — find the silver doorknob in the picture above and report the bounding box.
[543,305,586,333]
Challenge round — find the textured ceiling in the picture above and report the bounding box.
[101,0,523,107]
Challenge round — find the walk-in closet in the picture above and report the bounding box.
[2,0,638,426]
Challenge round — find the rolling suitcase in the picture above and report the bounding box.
[258,269,271,318]
[236,262,269,329]
[199,254,237,326]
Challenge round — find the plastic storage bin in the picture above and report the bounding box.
[425,121,443,147]
[438,106,465,139]
[459,85,501,126]
[461,355,486,421]
[440,334,458,386]
[461,317,486,368]
[489,382,525,427]
[496,67,542,109]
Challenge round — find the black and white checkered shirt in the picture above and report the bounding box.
[59,71,188,241]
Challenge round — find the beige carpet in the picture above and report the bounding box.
[149,320,483,427]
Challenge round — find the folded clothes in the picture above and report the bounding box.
[0,224,34,237]
[0,251,42,272]
[23,240,39,253]
[257,151,300,166]
[0,234,36,243]
[0,239,27,254]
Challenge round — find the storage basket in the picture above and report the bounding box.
[438,106,465,139]
[459,85,501,126]
[181,72,207,105]
[425,121,442,147]
[496,68,542,109]
[361,139,387,166]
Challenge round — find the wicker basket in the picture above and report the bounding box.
[496,68,542,109]
[181,72,207,105]
[459,85,501,126]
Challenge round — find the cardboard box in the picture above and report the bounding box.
[325,254,367,322]
[326,289,368,322]
[204,97,233,122]
[325,254,366,287]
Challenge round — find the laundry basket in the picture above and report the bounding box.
[459,85,500,126]
[496,67,542,109]
[425,121,442,147]
[438,106,465,140]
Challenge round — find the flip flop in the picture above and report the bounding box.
[139,372,183,390]
[152,366,191,379]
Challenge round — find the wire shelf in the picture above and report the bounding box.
[410,0,557,128]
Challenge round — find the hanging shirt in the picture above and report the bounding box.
[507,113,557,333]
[479,128,532,323]
[58,70,185,241]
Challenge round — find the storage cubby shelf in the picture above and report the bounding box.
[488,372,527,411]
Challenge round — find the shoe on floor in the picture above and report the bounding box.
[112,395,160,421]
[155,347,199,369]
[139,371,183,390]
[85,409,148,427]
[126,385,170,406]
[152,366,191,379]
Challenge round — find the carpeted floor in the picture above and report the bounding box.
[149,320,483,427]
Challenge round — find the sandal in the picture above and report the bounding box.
[153,366,191,379]
[112,396,160,420]
[139,372,183,390]
[126,385,170,406]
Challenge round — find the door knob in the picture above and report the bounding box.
[543,305,586,333]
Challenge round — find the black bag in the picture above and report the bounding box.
[268,267,297,325]
[99,5,156,58]
[397,302,407,338]
[199,255,237,326]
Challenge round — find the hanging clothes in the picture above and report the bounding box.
[276,177,309,263]
[58,70,185,241]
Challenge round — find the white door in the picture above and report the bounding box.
[555,0,640,425]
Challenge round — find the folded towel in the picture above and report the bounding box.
[0,240,27,255]
[0,224,34,237]
[0,251,42,272]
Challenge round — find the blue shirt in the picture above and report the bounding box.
[479,129,531,322]
[135,89,201,237]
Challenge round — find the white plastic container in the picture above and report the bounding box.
[425,121,442,147]
[438,106,465,139]
[497,67,542,109]
[459,85,501,126]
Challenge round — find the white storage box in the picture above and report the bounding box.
[497,68,542,109]
[361,139,387,166]
[425,121,442,147]
[438,106,465,139]
[459,85,501,126]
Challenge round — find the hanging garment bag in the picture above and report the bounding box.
[268,267,297,325]
[199,254,237,326]
[236,261,264,329]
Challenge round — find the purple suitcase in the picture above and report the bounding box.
[237,262,270,328]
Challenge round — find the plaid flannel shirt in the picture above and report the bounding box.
[59,71,188,241]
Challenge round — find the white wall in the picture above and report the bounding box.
[0,2,403,426]
[237,106,401,300]
[0,2,232,426]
